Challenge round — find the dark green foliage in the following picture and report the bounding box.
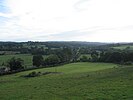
[91,54,99,62]
[7,57,24,71]
[26,71,41,77]
[90,50,99,62]
[31,47,45,55]
[55,48,72,63]
[80,55,88,62]
[122,61,132,65]
[125,52,133,62]
[71,48,80,62]
[0,41,107,55]
[1,41,133,69]
[99,50,133,63]
[105,51,123,63]
[44,54,60,66]
[25,71,60,77]
[32,55,43,67]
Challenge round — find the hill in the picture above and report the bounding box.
[0,62,133,100]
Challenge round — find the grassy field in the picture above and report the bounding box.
[0,62,132,100]
[112,45,133,50]
[0,54,47,67]
[0,54,33,67]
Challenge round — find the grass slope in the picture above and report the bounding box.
[0,62,133,100]
[112,45,133,50]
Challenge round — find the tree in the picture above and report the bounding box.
[55,48,72,63]
[32,55,43,67]
[99,50,125,63]
[7,57,24,71]
[71,48,80,62]
[44,54,60,66]
[90,50,99,62]
[91,54,99,62]
[106,51,123,63]
[80,55,88,62]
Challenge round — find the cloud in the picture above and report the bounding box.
[0,0,9,13]
[74,0,90,11]
[0,0,133,42]
[33,25,133,42]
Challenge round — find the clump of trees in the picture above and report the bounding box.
[55,48,73,63]
[43,54,60,66]
[32,55,43,67]
[1,47,81,75]
[85,50,133,65]
[0,57,24,75]
[32,47,81,67]
[99,50,133,64]
[80,55,89,62]
[32,47,133,68]
[78,49,133,65]
[32,54,61,67]
[7,57,24,71]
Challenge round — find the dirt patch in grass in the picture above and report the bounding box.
[21,71,63,78]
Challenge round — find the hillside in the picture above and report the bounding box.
[112,45,133,50]
[0,62,133,100]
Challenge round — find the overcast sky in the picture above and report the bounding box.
[0,0,133,42]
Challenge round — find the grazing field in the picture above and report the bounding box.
[0,54,47,67]
[112,45,133,50]
[0,54,33,67]
[0,62,132,100]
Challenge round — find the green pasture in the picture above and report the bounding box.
[0,54,47,67]
[0,54,33,67]
[0,62,132,100]
[112,45,133,50]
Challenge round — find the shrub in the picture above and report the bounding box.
[26,71,41,77]
[123,61,132,65]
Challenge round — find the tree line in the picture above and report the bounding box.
[0,47,80,74]
[80,49,133,65]
[6,48,133,72]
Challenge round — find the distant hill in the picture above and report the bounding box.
[0,41,108,50]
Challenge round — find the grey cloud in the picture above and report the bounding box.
[46,25,133,41]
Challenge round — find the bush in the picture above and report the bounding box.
[26,71,41,77]
[123,61,132,65]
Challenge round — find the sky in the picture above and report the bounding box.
[0,0,133,42]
